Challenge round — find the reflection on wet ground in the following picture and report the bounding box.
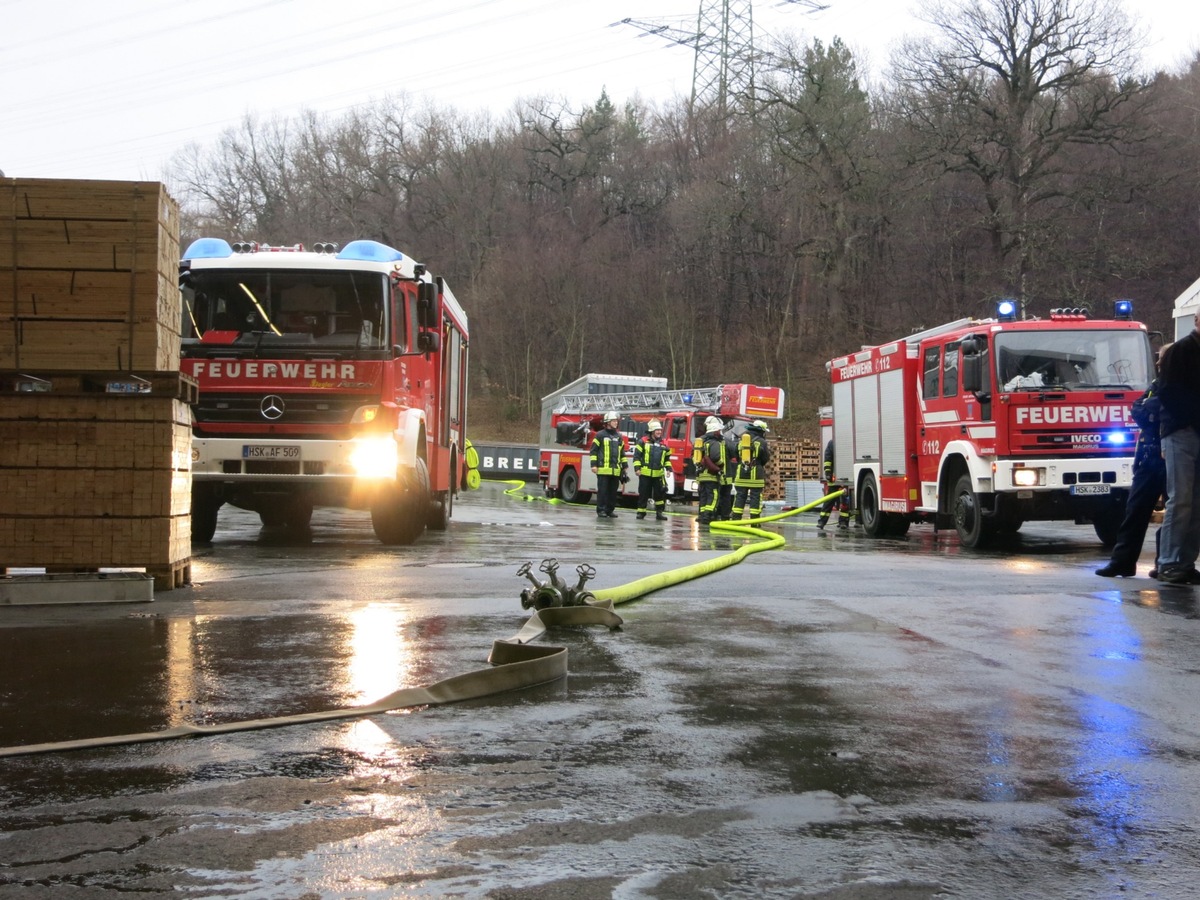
[3,482,1200,897]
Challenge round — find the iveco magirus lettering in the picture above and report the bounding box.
[825,301,1153,548]
[180,238,469,544]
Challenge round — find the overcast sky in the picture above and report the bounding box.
[2,0,1197,184]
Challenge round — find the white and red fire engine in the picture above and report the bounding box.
[827,301,1155,548]
[179,238,469,545]
[539,382,785,504]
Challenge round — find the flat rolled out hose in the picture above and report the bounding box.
[0,492,842,758]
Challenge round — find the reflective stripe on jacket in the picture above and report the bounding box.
[590,428,625,476]
[634,437,672,478]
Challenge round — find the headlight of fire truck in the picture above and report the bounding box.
[1011,465,1043,487]
[350,437,399,479]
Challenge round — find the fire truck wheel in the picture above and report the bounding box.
[257,497,313,530]
[559,467,592,505]
[371,457,431,545]
[858,473,888,538]
[428,489,453,531]
[952,473,996,549]
[190,486,221,544]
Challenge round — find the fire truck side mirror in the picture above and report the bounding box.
[417,281,440,329]
[417,330,441,353]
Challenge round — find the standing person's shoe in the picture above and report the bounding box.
[656,512,669,521]
[1149,567,1159,580]
[1095,563,1136,577]
[606,511,619,518]
[636,511,646,520]
[1158,567,1200,585]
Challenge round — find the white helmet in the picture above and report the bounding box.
[749,419,769,433]
[647,419,662,431]
[705,415,723,433]
[604,410,619,423]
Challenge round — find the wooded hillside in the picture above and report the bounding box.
[167,0,1200,439]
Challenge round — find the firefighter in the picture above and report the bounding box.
[732,420,771,520]
[633,419,672,521]
[717,424,738,521]
[590,411,626,519]
[694,415,726,526]
[817,438,851,531]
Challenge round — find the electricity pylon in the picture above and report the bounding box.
[614,0,827,121]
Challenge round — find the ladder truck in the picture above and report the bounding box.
[539,382,785,504]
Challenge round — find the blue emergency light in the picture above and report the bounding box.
[1105,430,1131,446]
[336,240,405,263]
[182,238,234,260]
[997,299,1018,321]
[1114,299,1134,320]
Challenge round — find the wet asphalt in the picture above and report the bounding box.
[2,481,1200,898]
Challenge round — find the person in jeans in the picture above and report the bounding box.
[1095,356,1167,577]
[1156,317,1200,585]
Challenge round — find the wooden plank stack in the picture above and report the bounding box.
[0,179,191,590]
[1,179,180,371]
[764,438,821,501]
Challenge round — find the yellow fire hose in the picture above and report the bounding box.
[0,489,843,758]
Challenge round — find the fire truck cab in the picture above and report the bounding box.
[828,302,1154,548]
[180,238,468,545]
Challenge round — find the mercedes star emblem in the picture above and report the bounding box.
[260,395,285,420]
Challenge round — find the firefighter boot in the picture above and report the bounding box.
[656,506,668,521]
[816,515,828,531]
[636,511,646,520]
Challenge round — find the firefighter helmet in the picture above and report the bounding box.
[705,415,723,433]
[749,419,769,433]
[604,411,619,423]
[647,419,662,431]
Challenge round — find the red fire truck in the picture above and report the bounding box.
[179,238,469,545]
[827,301,1154,548]
[540,383,785,504]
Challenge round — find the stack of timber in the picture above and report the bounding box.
[0,372,196,589]
[764,439,821,501]
[1,179,192,590]
[1,178,180,371]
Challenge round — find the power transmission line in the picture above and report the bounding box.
[614,0,828,120]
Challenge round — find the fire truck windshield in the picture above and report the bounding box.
[181,269,389,358]
[995,328,1152,393]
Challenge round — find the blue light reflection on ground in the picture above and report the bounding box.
[1069,592,1152,875]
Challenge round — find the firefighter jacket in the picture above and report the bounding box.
[733,432,770,488]
[590,426,627,476]
[633,435,672,478]
[823,439,835,481]
[693,433,726,483]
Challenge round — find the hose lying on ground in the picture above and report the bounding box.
[0,490,842,758]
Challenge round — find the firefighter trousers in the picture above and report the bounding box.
[697,479,720,524]
[732,485,763,519]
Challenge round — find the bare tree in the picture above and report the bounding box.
[889,0,1150,314]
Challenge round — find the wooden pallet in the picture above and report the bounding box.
[0,370,197,403]
[3,561,191,592]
